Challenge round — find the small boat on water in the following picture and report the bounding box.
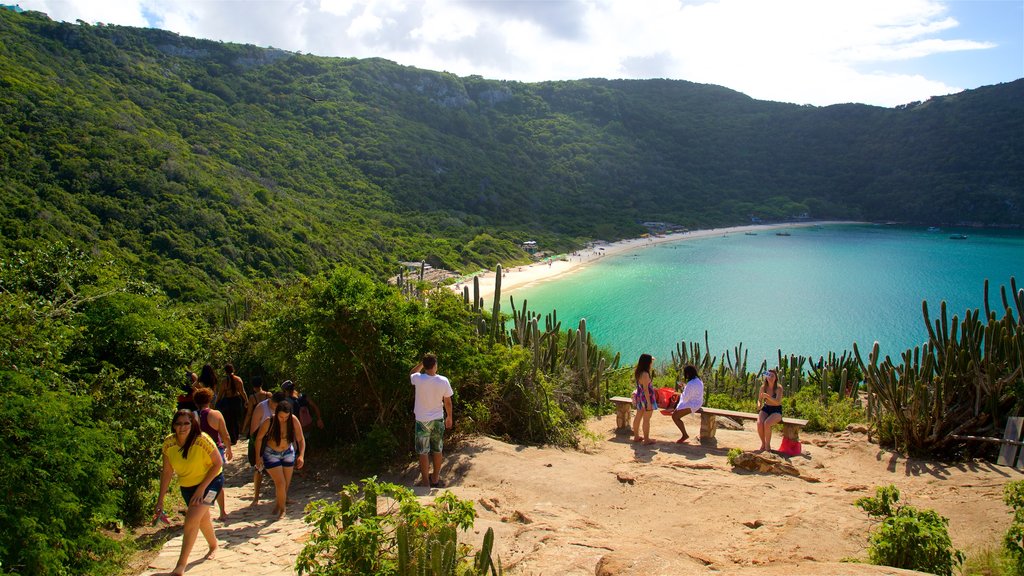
[745,232,757,236]
[927,226,941,232]
[775,232,791,236]
[949,233,968,240]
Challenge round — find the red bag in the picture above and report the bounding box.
[778,436,802,456]
[655,387,679,415]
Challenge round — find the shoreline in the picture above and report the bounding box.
[453,221,861,303]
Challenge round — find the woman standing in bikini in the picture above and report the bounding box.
[254,401,305,517]
[756,369,784,452]
[631,353,658,445]
[216,363,248,445]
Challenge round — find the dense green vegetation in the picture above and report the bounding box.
[1,9,1022,301]
[1,8,1022,576]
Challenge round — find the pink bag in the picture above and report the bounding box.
[299,405,313,428]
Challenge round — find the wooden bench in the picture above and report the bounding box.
[610,396,633,432]
[953,416,1024,469]
[698,407,808,443]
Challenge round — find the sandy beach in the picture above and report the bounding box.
[455,221,856,303]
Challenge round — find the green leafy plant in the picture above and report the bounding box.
[726,447,743,466]
[296,477,499,576]
[785,387,864,433]
[1003,480,1024,574]
[855,485,964,576]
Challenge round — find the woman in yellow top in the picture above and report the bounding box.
[155,410,224,575]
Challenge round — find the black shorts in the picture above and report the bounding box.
[247,438,256,467]
[180,474,224,506]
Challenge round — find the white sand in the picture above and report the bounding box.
[454,221,857,303]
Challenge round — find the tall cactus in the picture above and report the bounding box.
[490,264,502,344]
[856,277,1023,454]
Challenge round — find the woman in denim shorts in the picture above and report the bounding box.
[255,401,305,517]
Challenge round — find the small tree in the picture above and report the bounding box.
[856,485,964,576]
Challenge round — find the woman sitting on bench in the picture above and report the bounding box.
[672,365,704,444]
[756,369,784,452]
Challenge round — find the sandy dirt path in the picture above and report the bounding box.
[138,412,1019,575]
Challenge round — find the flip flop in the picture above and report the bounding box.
[675,437,689,444]
[430,479,446,488]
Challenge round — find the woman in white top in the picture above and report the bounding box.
[672,365,704,444]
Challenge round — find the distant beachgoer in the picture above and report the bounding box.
[155,410,223,575]
[216,364,247,445]
[411,353,453,488]
[193,387,232,521]
[254,401,305,517]
[631,353,657,445]
[756,369,784,452]
[672,365,704,444]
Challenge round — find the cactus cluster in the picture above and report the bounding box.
[855,277,1024,454]
[508,297,620,402]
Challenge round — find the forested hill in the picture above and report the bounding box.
[1,9,1021,300]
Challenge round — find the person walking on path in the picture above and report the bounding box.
[672,365,704,444]
[193,387,233,522]
[410,353,453,488]
[241,376,271,440]
[254,401,305,517]
[177,371,199,412]
[248,390,285,506]
[155,410,224,576]
[216,364,247,445]
[756,369,785,452]
[631,353,658,445]
[282,380,324,434]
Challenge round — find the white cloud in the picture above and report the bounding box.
[18,0,1004,107]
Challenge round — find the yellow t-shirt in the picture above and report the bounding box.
[162,432,218,487]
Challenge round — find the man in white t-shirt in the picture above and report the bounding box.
[410,353,453,489]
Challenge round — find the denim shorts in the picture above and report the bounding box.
[415,419,445,455]
[180,474,224,506]
[262,445,295,469]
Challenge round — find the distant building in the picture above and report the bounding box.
[641,221,685,235]
[521,240,537,253]
[1,4,25,12]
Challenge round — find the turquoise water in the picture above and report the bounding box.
[508,224,1024,368]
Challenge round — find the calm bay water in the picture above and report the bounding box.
[509,224,1024,368]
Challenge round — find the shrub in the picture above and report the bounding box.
[856,485,964,575]
[705,392,755,413]
[296,477,499,575]
[1003,480,1024,574]
[726,447,743,466]
[786,387,864,432]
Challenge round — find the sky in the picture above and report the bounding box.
[17,0,1024,107]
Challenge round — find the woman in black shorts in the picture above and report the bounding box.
[756,369,784,452]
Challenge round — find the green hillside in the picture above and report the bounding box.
[1,9,1021,300]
